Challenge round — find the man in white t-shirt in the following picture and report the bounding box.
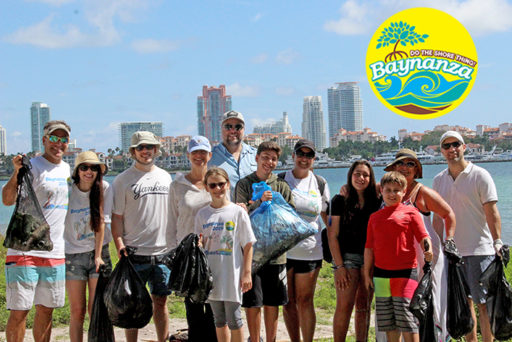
[433,130,502,342]
[111,131,172,342]
[2,120,71,342]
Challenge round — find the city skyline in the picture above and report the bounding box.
[30,102,50,153]
[328,82,363,146]
[1,1,511,154]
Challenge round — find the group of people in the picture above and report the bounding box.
[1,112,504,342]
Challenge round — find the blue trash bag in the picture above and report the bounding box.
[249,181,316,273]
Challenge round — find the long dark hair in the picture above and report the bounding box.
[72,166,104,233]
[342,160,379,224]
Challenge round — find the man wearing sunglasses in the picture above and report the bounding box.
[209,110,257,196]
[433,130,502,342]
[2,120,72,342]
[111,131,173,342]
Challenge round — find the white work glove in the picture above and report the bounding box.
[494,238,503,256]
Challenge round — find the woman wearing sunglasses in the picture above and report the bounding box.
[64,151,113,342]
[382,148,456,341]
[168,136,218,342]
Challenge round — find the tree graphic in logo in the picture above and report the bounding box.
[376,21,429,62]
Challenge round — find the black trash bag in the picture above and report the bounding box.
[3,156,53,251]
[88,264,114,342]
[479,245,512,340]
[249,182,316,273]
[321,228,332,263]
[103,247,153,329]
[167,233,213,304]
[444,239,474,339]
[409,261,436,342]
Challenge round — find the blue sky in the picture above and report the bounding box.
[1,0,511,154]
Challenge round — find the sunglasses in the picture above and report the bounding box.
[395,160,416,168]
[47,135,69,144]
[223,124,244,131]
[78,164,100,172]
[295,150,315,159]
[207,182,227,190]
[441,141,462,150]
[135,144,156,151]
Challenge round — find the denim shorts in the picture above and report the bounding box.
[65,245,112,281]
[132,261,172,296]
[461,255,495,304]
[342,253,364,269]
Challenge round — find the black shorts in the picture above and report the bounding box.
[286,259,322,274]
[242,264,288,308]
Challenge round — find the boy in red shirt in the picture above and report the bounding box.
[363,171,432,342]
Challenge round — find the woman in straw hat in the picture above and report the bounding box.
[64,151,113,342]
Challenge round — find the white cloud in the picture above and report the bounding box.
[226,82,260,97]
[11,131,22,137]
[251,53,268,64]
[324,0,512,37]
[131,39,179,53]
[252,13,262,22]
[26,0,74,5]
[275,87,295,96]
[276,49,299,65]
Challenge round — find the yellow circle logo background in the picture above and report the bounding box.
[366,7,478,119]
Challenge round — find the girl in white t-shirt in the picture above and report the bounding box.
[64,151,113,342]
[195,167,256,342]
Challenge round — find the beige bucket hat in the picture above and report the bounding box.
[73,151,107,177]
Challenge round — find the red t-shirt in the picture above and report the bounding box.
[365,203,429,270]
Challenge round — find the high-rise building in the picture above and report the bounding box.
[31,102,51,153]
[327,82,363,146]
[253,112,292,134]
[0,124,6,155]
[197,85,232,143]
[120,122,163,152]
[302,96,326,151]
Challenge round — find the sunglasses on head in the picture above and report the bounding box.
[395,160,416,168]
[223,124,244,131]
[78,164,100,172]
[135,144,156,151]
[47,135,69,144]
[295,150,315,159]
[207,182,227,190]
[441,141,462,150]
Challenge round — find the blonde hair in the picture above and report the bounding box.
[380,171,407,190]
[204,167,230,186]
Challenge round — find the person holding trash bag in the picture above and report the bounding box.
[195,167,256,342]
[384,148,456,341]
[327,160,381,342]
[363,171,432,342]
[2,120,71,342]
[433,131,503,342]
[111,131,173,342]
[279,139,330,342]
[234,141,294,342]
[168,135,218,342]
[64,151,113,342]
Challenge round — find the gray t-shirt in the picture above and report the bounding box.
[113,165,172,255]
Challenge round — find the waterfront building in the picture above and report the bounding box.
[253,112,292,134]
[302,96,326,151]
[0,124,6,155]
[30,102,50,153]
[331,127,386,146]
[327,82,363,146]
[197,85,232,144]
[120,122,163,152]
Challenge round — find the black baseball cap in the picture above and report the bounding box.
[294,139,316,154]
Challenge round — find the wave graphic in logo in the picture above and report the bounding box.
[375,71,469,114]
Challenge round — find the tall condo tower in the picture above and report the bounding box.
[0,124,6,155]
[197,85,232,144]
[120,122,163,152]
[302,96,326,151]
[327,82,363,146]
[31,102,51,153]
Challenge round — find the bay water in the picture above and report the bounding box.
[1,161,511,243]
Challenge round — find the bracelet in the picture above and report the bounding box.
[331,264,344,270]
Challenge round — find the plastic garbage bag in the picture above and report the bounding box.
[88,264,114,342]
[167,233,213,304]
[3,156,53,251]
[444,239,474,339]
[249,181,316,273]
[410,259,435,342]
[103,247,153,329]
[479,245,512,340]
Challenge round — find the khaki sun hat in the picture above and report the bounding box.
[129,131,161,157]
[43,120,71,136]
[73,151,107,178]
[384,148,423,179]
